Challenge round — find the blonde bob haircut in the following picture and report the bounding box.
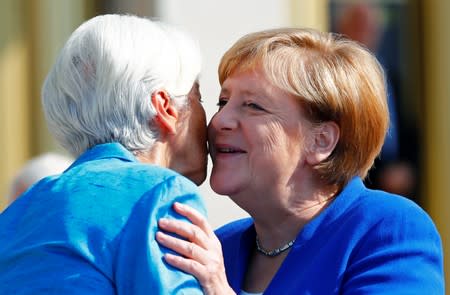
[219,28,389,187]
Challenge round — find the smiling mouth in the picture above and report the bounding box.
[217,147,246,154]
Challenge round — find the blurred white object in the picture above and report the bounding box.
[7,153,73,204]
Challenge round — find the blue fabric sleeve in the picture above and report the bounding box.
[114,176,206,295]
[342,203,444,294]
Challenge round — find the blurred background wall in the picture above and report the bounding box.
[0,0,448,287]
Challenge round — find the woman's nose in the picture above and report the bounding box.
[209,104,238,131]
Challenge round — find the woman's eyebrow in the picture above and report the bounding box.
[219,87,229,96]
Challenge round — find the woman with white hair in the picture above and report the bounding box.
[0,14,207,294]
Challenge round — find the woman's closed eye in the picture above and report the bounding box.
[217,98,228,109]
[245,101,265,111]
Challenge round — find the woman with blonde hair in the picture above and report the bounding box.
[157,28,444,294]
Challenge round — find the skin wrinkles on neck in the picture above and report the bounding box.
[251,182,338,250]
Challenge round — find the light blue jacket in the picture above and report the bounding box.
[0,143,205,294]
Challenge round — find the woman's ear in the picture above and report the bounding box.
[306,121,340,165]
[151,90,179,135]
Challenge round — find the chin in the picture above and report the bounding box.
[210,177,236,196]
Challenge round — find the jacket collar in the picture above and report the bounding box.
[68,143,137,171]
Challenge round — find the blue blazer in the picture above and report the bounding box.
[0,143,205,294]
[216,177,444,294]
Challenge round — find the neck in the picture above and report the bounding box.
[252,185,338,250]
[135,142,169,166]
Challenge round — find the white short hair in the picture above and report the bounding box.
[42,14,202,156]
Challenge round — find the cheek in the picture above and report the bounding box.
[197,117,207,137]
[207,119,216,142]
[199,105,207,125]
[258,122,294,153]
[192,107,207,136]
